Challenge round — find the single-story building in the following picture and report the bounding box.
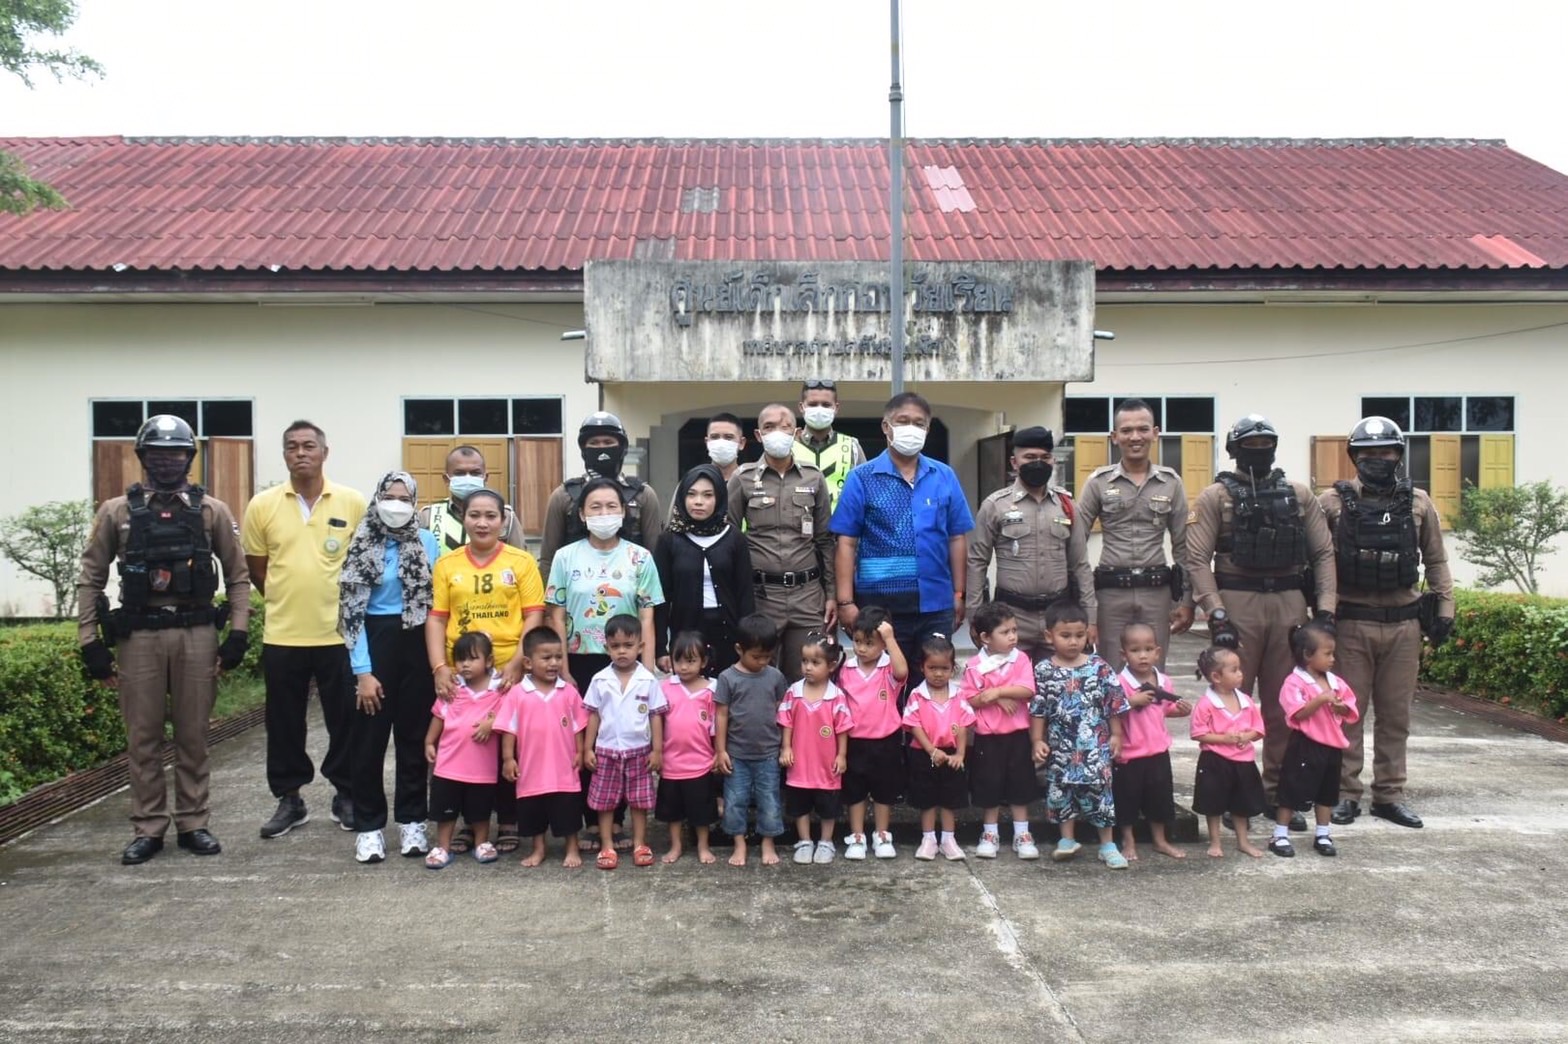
[3,135,1566,614]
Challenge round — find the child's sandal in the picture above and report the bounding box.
[474,842,499,863]
[632,844,655,868]
[494,830,522,854]
[449,826,474,854]
[424,846,452,870]
[596,847,619,871]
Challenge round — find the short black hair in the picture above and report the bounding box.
[579,475,626,511]
[669,630,709,664]
[848,604,891,641]
[970,601,1015,640]
[452,631,494,663]
[735,612,780,653]
[1114,398,1158,426]
[1290,621,1335,668]
[1044,601,1090,631]
[1119,622,1158,650]
[883,391,931,419]
[604,614,641,642]
[282,420,325,447]
[522,626,562,658]
[446,445,487,468]
[462,489,505,516]
[707,412,744,434]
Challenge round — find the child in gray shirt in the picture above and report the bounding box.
[714,614,790,865]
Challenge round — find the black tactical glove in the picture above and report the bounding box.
[1208,608,1240,651]
[217,630,249,672]
[81,639,116,681]
[1429,616,1455,646]
[1313,610,1337,635]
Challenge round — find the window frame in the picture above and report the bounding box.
[90,398,255,439]
[400,395,565,437]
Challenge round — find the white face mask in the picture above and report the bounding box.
[888,424,927,456]
[585,514,624,540]
[802,406,836,431]
[375,500,415,529]
[447,475,484,500]
[706,439,739,466]
[761,430,797,460]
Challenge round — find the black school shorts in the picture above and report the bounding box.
[968,730,1039,808]
[841,733,905,806]
[784,785,843,822]
[1277,731,1342,811]
[1113,751,1176,827]
[1191,749,1266,819]
[655,774,719,826]
[430,775,496,825]
[515,791,584,839]
[906,746,970,811]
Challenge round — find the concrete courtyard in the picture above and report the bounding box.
[2,632,1566,1043]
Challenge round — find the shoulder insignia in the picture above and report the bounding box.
[1187,510,1197,524]
[1088,464,1118,478]
[984,487,1012,502]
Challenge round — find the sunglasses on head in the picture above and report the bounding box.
[802,379,837,390]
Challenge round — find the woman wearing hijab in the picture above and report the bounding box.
[339,471,441,865]
[654,464,756,676]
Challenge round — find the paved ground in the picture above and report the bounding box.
[3,632,1567,1043]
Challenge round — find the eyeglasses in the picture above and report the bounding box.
[802,379,837,390]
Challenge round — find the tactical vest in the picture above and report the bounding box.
[426,500,468,552]
[1215,472,1308,571]
[792,433,857,508]
[117,485,219,610]
[563,475,648,544]
[1332,480,1420,591]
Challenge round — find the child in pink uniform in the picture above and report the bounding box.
[424,632,504,868]
[962,602,1040,860]
[838,607,909,861]
[656,632,720,864]
[1113,623,1192,861]
[497,627,587,868]
[778,633,853,865]
[904,635,976,862]
[1190,645,1267,859]
[1270,622,1359,859]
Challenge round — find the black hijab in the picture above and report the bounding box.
[667,464,729,538]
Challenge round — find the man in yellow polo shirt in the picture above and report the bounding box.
[243,420,367,839]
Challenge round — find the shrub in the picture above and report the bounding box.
[1452,481,1568,594]
[1420,589,1568,721]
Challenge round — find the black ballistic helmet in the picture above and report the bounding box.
[135,415,197,457]
[1346,416,1406,459]
[1224,414,1280,457]
[578,411,628,449]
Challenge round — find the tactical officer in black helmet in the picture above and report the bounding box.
[77,415,251,865]
[1320,416,1454,829]
[538,411,665,579]
[1187,413,1336,830]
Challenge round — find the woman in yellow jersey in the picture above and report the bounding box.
[425,490,546,698]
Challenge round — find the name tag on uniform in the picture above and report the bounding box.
[794,486,814,494]
[1054,517,1071,526]
[1003,510,1024,523]
[1151,495,1171,505]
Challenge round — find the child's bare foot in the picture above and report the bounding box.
[1207,844,1225,858]
[1237,841,1264,859]
[562,840,582,869]
[662,842,683,864]
[1122,844,1140,861]
[728,839,748,867]
[696,844,716,864]
[760,838,780,865]
[520,839,547,868]
[1152,841,1187,859]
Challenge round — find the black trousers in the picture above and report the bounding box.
[348,617,434,831]
[891,608,954,705]
[263,642,354,799]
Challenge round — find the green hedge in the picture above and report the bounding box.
[0,596,265,805]
[1420,589,1568,721]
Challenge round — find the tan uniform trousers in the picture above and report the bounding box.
[754,581,826,683]
[1095,587,1176,673]
[1224,588,1308,799]
[117,625,218,837]
[1005,604,1052,663]
[1333,617,1421,804]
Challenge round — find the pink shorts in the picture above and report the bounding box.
[587,746,655,811]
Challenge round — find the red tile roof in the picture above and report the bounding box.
[3,136,1567,275]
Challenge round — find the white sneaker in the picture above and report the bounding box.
[813,840,836,864]
[1013,831,1040,860]
[915,836,939,861]
[397,821,429,857]
[939,836,965,861]
[872,831,897,859]
[793,840,815,864]
[843,833,868,860]
[354,830,385,864]
[975,832,1001,858]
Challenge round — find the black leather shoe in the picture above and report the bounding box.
[1288,811,1309,832]
[177,828,222,855]
[1370,802,1424,828]
[1331,799,1361,825]
[121,836,164,865]
[1313,836,1338,857]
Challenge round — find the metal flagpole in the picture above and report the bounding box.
[889,0,905,396]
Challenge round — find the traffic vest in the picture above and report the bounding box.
[1216,471,1307,571]
[118,484,219,610]
[1333,480,1420,590]
[793,433,856,508]
[425,500,468,552]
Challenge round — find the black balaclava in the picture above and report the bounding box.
[1354,456,1400,490]
[1234,445,1276,482]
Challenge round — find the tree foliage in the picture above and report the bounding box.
[0,0,101,215]
[1453,481,1568,594]
[0,499,93,618]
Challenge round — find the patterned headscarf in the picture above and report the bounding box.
[338,470,434,647]
[666,463,730,538]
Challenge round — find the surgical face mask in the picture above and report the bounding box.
[1017,460,1053,488]
[802,406,836,431]
[375,500,415,529]
[888,424,927,456]
[585,514,624,540]
[707,439,740,466]
[761,430,797,459]
[1234,447,1276,480]
[1355,456,1400,489]
[583,445,626,478]
[447,474,484,500]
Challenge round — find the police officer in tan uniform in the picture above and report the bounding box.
[1187,414,1335,828]
[1071,399,1194,671]
[77,416,251,865]
[728,403,835,682]
[967,426,1092,661]
[1320,417,1454,829]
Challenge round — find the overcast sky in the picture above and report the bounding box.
[4,0,1567,174]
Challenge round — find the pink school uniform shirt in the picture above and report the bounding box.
[493,676,587,798]
[901,683,977,751]
[1279,668,1360,749]
[1116,667,1182,762]
[776,681,854,790]
[838,653,904,740]
[430,682,504,784]
[1189,688,1265,763]
[660,675,718,781]
[961,647,1035,735]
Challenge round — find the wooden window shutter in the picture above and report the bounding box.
[1429,434,1461,527]
[1179,435,1213,509]
[1310,436,1356,492]
[513,437,564,539]
[203,439,253,523]
[1072,435,1109,495]
[92,441,141,507]
[1478,434,1515,489]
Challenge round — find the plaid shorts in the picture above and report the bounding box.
[587,746,656,811]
